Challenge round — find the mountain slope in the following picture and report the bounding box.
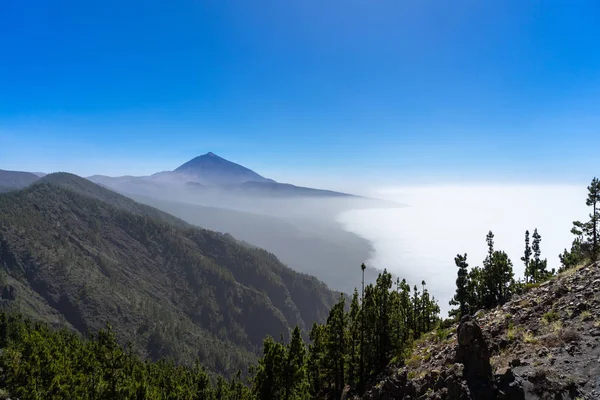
[363,262,600,399]
[40,172,189,228]
[130,194,379,293]
[0,169,40,193]
[174,152,275,185]
[0,174,340,376]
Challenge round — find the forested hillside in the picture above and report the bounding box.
[0,174,339,376]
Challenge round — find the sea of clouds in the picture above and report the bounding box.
[338,184,589,316]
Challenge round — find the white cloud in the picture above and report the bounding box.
[338,184,589,316]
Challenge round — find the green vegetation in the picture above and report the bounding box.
[253,269,441,399]
[560,177,600,270]
[0,312,249,399]
[449,218,562,317]
[449,231,517,316]
[0,267,440,399]
[542,310,560,324]
[524,229,554,283]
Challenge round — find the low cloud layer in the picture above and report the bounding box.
[338,184,589,315]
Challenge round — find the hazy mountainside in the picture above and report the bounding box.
[363,262,600,400]
[0,173,340,376]
[88,152,358,199]
[0,169,40,193]
[84,153,390,294]
[130,195,381,293]
[223,180,353,198]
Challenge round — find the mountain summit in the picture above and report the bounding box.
[174,152,275,185]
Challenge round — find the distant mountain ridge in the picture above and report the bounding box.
[88,152,357,199]
[173,152,275,185]
[0,169,41,193]
[1,153,358,198]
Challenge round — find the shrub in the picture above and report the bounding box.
[559,328,581,343]
[542,310,560,324]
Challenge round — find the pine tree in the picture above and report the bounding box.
[467,266,485,312]
[358,263,366,391]
[521,230,532,283]
[362,284,377,378]
[449,254,469,318]
[482,231,497,308]
[398,279,412,343]
[492,250,514,304]
[587,177,600,260]
[563,177,600,267]
[325,295,346,400]
[530,228,553,282]
[283,326,307,400]
[252,336,286,400]
[346,289,361,389]
[307,323,326,398]
[375,270,393,370]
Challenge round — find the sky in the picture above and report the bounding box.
[1,0,600,187]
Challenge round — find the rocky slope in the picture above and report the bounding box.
[362,262,600,399]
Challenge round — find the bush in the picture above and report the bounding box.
[542,310,560,324]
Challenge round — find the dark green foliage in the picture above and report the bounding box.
[587,177,600,260]
[450,231,515,315]
[346,289,361,389]
[530,229,554,282]
[251,327,308,400]
[0,312,251,399]
[307,323,326,398]
[523,229,553,283]
[522,230,532,283]
[252,268,440,400]
[251,336,287,400]
[561,177,600,269]
[0,174,339,376]
[449,254,469,318]
[325,295,346,399]
[283,327,307,400]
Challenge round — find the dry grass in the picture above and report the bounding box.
[518,298,531,307]
[580,310,592,321]
[559,328,581,343]
[540,333,563,347]
[406,353,425,369]
[558,261,589,278]
[523,330,538,344]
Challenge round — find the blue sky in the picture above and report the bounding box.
[1,0,599,186]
